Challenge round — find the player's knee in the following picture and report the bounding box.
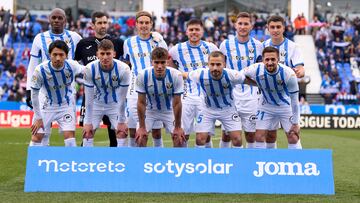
[206,134,211,143]
[222,131,231,142]
[31,134,43,143]
[196,133,207,146]
[255,131,266,142]
[245,132,255,143]
[287,131,300,144]
[151,129,162,139]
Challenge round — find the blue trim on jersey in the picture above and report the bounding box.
[161,69,171,110]
[255,64,269,103]
[40,65,53,105]
[136,36,146,70]
[289,90,299,94]
[186,42,197,93]
[264,68,279,106]
[223,70,233,100]
[65,30,75,59]
[279,66,290,96]
[166,69,175,95]
[208,70,221,108]
[109,63,118,103]
[195,43,206,69]
[48,62,62,106]
[270,68,289,105]
[143,69,153,109]
[40,33,49,60]
[126,39,139,76]
[151,69,162,110]
[217,74,231,107]
[200,41,211,68]
[292,63,304,68]
[250,38,257,64]
[177,43,192,94]
[98,62,109,104]
[225,40,235,69]
[244,42,250,67]
[234,38,242,71]
[60,61,72,105]
[30,54,41,58]
[284,39,289,67]
[199,70,211,107]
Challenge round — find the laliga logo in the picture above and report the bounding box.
[0,111,31,127]
[253,161,320,177]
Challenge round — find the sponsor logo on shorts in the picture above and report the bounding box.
[231,113,240,122]
[63,114,73,122]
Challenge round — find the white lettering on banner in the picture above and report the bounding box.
[38,160,126,173]
[300,116,331,128]
[253,162,320,177]
[325,105,360,115]
[143,159,234,177]
[0,111,31,127]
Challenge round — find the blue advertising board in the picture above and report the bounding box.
[25,147,334,194]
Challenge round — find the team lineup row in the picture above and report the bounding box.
[27,9,304,149]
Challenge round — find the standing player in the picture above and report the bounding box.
[29,40,83,146]
[26,8,82,146]
[168,18,218,147]
[82,39,130,147]
[243,46,302,149]
[219,12,263,148]
[75,11,124,147]
[263,15,304,148]
[123,11,168,147]
[135,47,184,147]
[186,51,255,148]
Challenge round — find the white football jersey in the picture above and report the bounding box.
[83,59,131,105]
[136,67,183,111]
[188,68,246,109]
[220,37,263,100]
[169,40,218,102]
[30,59,83,111]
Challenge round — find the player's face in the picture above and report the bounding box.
[235,17,252,38]
[152,57,167,79]
[267,21,285,40]
[263,52,279,73]
[186,24,204,44]
[208,56,225,80]
[97,48,115,69]
[93,16,109,37]
[50,47,67,69]
[49,10,66,34]
[136,16,153,37]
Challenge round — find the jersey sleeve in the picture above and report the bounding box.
[241,63,258,80]
[287,72,299,93]
[72,32,83,46]
[168,45,179,67]
[30,34,42,58]
[219,40,226,54]
[158,40,168,50]
[67,60,85,75]
[135,70,146,94]
[83,64,94,87]
[172,70,184,95]
[119,63,131,87]
[291,44,304,68]
[188,68,202,83]
[30,67,43,90]
[209,42,219,52]
[228,69,245,85]
[123,39,130,62]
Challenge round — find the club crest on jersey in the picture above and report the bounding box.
[277,80,284,85]
[65,72,71,79]
[31,75,37,82]
[202,48,209,55]
[223,83,229,89]
[112,75,118,82]
[249,47,254,53]
[280,51,286,57]
[166,82,173,89]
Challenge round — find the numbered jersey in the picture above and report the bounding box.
[169,40,219,102]
[136,67,183,111]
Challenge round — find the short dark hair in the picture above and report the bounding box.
[91,11,109,24]
[136,11,153,22]
[98,39,114,50]
[267,15,285,25]
[236,12,252,22]
[187,18,203,27]
[48,40,69,55]
[208,51,225,61]
[151,47,168,60]
[262,46,279,57]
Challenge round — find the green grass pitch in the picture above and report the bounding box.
[0,128,359,202]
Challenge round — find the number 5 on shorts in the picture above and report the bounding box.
[197,114,203,123]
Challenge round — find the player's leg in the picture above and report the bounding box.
[127,99,138,147]
[82,109,102,147]
[195,110,215,148]
[220,128,231,148]
[30,111,53,146]
[281,116,302,149]
[243,113,257,148]
[102,115,117,147]
[149,110,163,147]
[228,131,243,148]
[255,110,278,149]
[182,103,196,148]
[220,108,243,148]
[56,109,77,147]
[266,130,277,149]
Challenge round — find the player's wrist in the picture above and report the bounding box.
[289,116,299,125]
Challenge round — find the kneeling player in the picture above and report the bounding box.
[82,39,130,147]
[135,47,185,147]
[29,40,84,146]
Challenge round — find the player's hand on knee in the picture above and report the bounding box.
[172,127,185,147]
[135,127,148,147]
[116,123,128,138]
[83,124,94,139]
[31,119,44,135]
[289,124,300,138]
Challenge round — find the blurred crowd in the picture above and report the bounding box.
[1,7,360,105]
